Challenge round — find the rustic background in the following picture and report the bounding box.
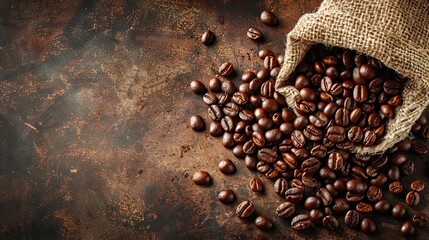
[0,0,427,239]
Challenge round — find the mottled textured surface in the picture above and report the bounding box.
[0,0,427,239]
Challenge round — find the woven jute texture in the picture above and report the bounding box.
[276,0,429,155]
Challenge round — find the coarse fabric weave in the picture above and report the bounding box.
[276,0,429,155]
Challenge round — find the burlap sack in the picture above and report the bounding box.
[276,0,429,155]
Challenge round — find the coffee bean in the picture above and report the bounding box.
[345,210,361,228]
[388,165,401,181]
[334,108,349,126]
[380,104,394,119]
[374,200,391,214]
[282,153,298,169]
[411,140,428,154]
[201,30,215,45]
[327,126,346,143]
[367,186,382,201]
[309,111,329,128]
[236,200,254,218]
[192,171,212,185]
[330,83,343,96]
[218,189,236,204]
[359,64,377,80]
[360,217,376,234]
[264,56,278,70]
[347,179,366,194]
[258,49,273,59]
[301,157,320,174]
[326,66,339,79]
[405,191,420,206]
[255,216,273,231]
[353,85,369,102]
[274,160,287,172]
[328,152,344,170]
[368,77,384,93]
[356,202,373,214]
[220,116,234,132]
[209,122,223,136]
[257,148,277,163]
[342,49,355,67]
[402,161,415,176]
[389,181,403,194]
[367,112,381,127]
[295,100,316,115]
[347,126,363,143]
[262,98,279,113]
[243,141,256,155]
[239,83,251,95]
[190,80,207,95]
[274,178,288,196]
[383,79,402,95]
[250,177,263,192]
[303,125,323,141]
[247,27,262,40]
[291,214,311,231]
[219,159,236,174]
[323,215,339,231]
[260,10,278,26]
[321,76,333,92]
[311,144,327,159]
[411,180,425,192]
[203,92,217,105]
[387,95,401,106]
[233,145,245,159]
[400,221,415,237]
[392,203,407,218]
[239,109,254,122]
[295,75,311,90]
[294,116,309,130]
[285,187,303,202]
[282,108,297,122]
[304,196,322,210]
[221,80,237,96]
[316,187,332,206]
[242,71,256,83]
[319,166,337,181]
[223,102,239,117]
[291,130,306,148]
[219,62,234,76]
[260,81,275,98]
[413,213,429,228]
[222,132,235,148]
[190,115,206,131]
[362,130,376,146]
[208,78,222,92]
[217,94,230,106]
[332,198,350,214]
[276,202,295,219]
[232,92,248,105]
[245,155,257,170]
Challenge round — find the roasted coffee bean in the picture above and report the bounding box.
[250,177,263,192]
[218,159,236,174]
[323,215,339,231]
[309,111,329,127]
[281,109,296,123]
[406,191,420,206]
[400,221,415,237]
[295,100,316,115]
[236,200,254,218]
[341,49,355,67]
[219,62,234,76]
[245,155,257,170]
[232,92,248,105]
[262,98,279,113]
[274,160,287,173]
[330,83,343,96]
[354,54,367,66]
[218,189,236,204]
[374,200,391,214]
[353,67,366,84]
[388,165,401,181]
[239,83,251,95]
[347,126,363,143]
[222,132,235,148]
[264,56,278,70]
[392,203,407,218]
[383,79,402,95]
[314,61,326,74]
[247,27,262,40]
[220,116,235,132]
[242,70,256,83]
[223,102,240,117]
[319,166,337,181]
[353,84,369,102]
[255,216,273,231]
[257,148,277,164]
[265,129,282,143]
[290,179,304,190]
[369,78,384,93]
[203,92,217,105]
[333,179,347,192]
[254,108,268,120]
[239,110,254,122]
[360,217,377,234]
[291,130,306,148]
[367,112,381,127]
[332,198,350,214]
[278,139,293,153]
[323,56,339,66]
[295,75,311,90]
[347,179,366,194]
[251,131,266,148]
[391,152,407,166]
[402,161,415,176]
[411,140,428,154]
[201,30,215,45]
[335,108,349,126]
[249,77,263,93]
[300,88,317,102]
[190,115,206,131]
[302,176,319,188]
[260,81,275,98]
[316,188,332,206]
[285,187,303,202]
[304,196,322,210]
[307,210,323,226]
[328,152,344,170]
[411,180,425,192]
[233,145,246,157]
[311,145,327,159]
[356,202,373,214]
[279,123,294,136]
[327,126,346,143]
[320,92,334,102]
[380,104,394,119]
[413,213,429,228]
[301,157,320,174]
[367,186,382,201]
[282,153,298,169]
[274,178,288,196]
[208,78,221,93]
[291,214,311,231]
[209,122,223,136]
[208,105,223,122]
[359,64,377,80]
[349,108,362,123]
[362,130,376,146]
[221,80,236,96]
[243,141,256,155]
[345,210,361,228]
[217,94,229,106]
[190,80,207,94]
[321,76,333,92]
[387,95,401,106]
[326,66,339,79]
[192,171,212,186]
[303,125,323,141]
[371,155,388,169]
[260,10,278,26]
[294,116,309,130]
[324,207,333,216]
[276,202,295,219]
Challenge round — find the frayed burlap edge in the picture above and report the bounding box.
[276,0,429,155]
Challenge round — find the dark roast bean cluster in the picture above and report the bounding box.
[190,41,428,235]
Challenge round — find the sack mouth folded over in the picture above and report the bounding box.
[276,0,429,155]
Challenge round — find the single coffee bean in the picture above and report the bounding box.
[362,130,376,146]
[332,198,350,214]
[348,126,363,143]
[413,213,429,228]
[354,54,367,66]
[335,108,349,126]
[201,30,215,45]
[190,80,207,94]
[265,128,282,143]
[218,159,236,174]
[209,122,223,136]
[380,104,394,119]
[262,98,279,113]
[233,145,245,159]
[222,132,235,148]
[327,126,346,143]
[368,112,381,127]
[321,76,333,92]
[311,145,327,159]
[359,64,377,80]
[257,148,277,163]
[274,178,288,196]
[285,187,303,203]
[291,130,306,148]
[239,83,251,95]
[389,181,403,194]
[304,196,322,210]
[356,202,373,214]
[219,62,234,76]
[290,179,304,190]
[282,153,298,169]
[391,153,407,167]
[245,155,257,170]
[295,75,311,90]
[411,180,425,192]
[319,166,337,181]
[314,61,326,74]
[276,202,295,219]
[203,92,217,105]
[242,70,256,83]
[192,171,212,185]
[333,179,347,192]
[309,111,329,127]
[347,179,366,194]
[232,92,248,105]
[411,140,429,154]
[274,160,287,173]
[255,216,273,231]
[317,187,333,206]
[328,152,344,170]
[392,203,407,218]
[345,210,361,228]
[190,115,206,131]
[218,189,236,204]
[260,10,278,26]
[387,95,402,106]
[258,49,273,59]
[236,200,254,218]
[323,215,339,231]
[223,102,239,117]
[220,116,235,132]
[303,125,323,141]
[406,191,420,206]
[374,200,391,214]
[208,78,222,92]
[264,56,278,70]
[353,84,369,102]
[260,81,275,98]
[360,217,377,234]
[402,161,415,176]
[401,221,415,237]
[250,177,263,192]
[301,157,320,174]
[326,66,339,79]
[383,79,402,95]
[302,176,319,188]
[330,83,343,96]
[221,80,237,96]
[308,209,323,226]
[367,186,382,201]
[291,214,311,231]
[369,78,384,93]
[388,165,401,181]
[217,94,229,106]
[247,27,262,40]
[295,100,316,115]
[294,116,309,130]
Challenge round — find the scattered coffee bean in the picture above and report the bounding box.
[392,203,406,218]
[276,202,295,219]
[247,27,262,40]
[400,221,415,237]
[201,30,215,45]
[236,200,254,218]
[345,210,361,228]
[218,189,236,204]
[389,181,403,194]
[260,10,278,26]
[405,191,420,206]
[374,199,391,214]
[274,178,288,196]
[413,213,429,228]
[255,216,273,231]
[411,180,425,192]
[190,115,206,131]
[323,215,339,231]
[250,177,263,192]
[190,80,207,94]
[360,217,377,234]
[218,159,236,174]
[291,214,311,231]
[192,171,212,186]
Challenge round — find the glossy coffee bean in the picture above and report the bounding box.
[360,217,376,234]
[400,221,415,237]
[332,198,350,214]
[323,215,339,231]
[260,10,278,26]
[383,79,402,95]
[208,78,222,92]
[356,202,373,214]
[285,187,303,203]
[250,177,263,192]
[353,84,368,102]
[304,196,322,210]
[192,171,212,186]
[345,210,361,228]
[347,179,366,194]
[257,148,277,163]
[201,30,215,45]
[218,189,236,204]
[413,213,429,228]
[190,80,207,94]
[219,62,234,76]
[209,122,223,136]
[276,202,295,219]
[291,214,311,231]
[411,180,425,192]
[190,115,206,131]
[389,181,403,194]
[236,200,254,218]
[367,186,382,201]
[218,159,236,174]
[405,191,420,206]
[264,56,278,70]
[221,80,236,96]
[374,200,391,214]
[392,203,406,218]
[274,178,288,196]
[359,64,377,80]
[247,27,262,40]
[255,216,273,231]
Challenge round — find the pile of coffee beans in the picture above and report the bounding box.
[190,10,429,237]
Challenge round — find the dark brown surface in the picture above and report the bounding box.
[0,0,428,239]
